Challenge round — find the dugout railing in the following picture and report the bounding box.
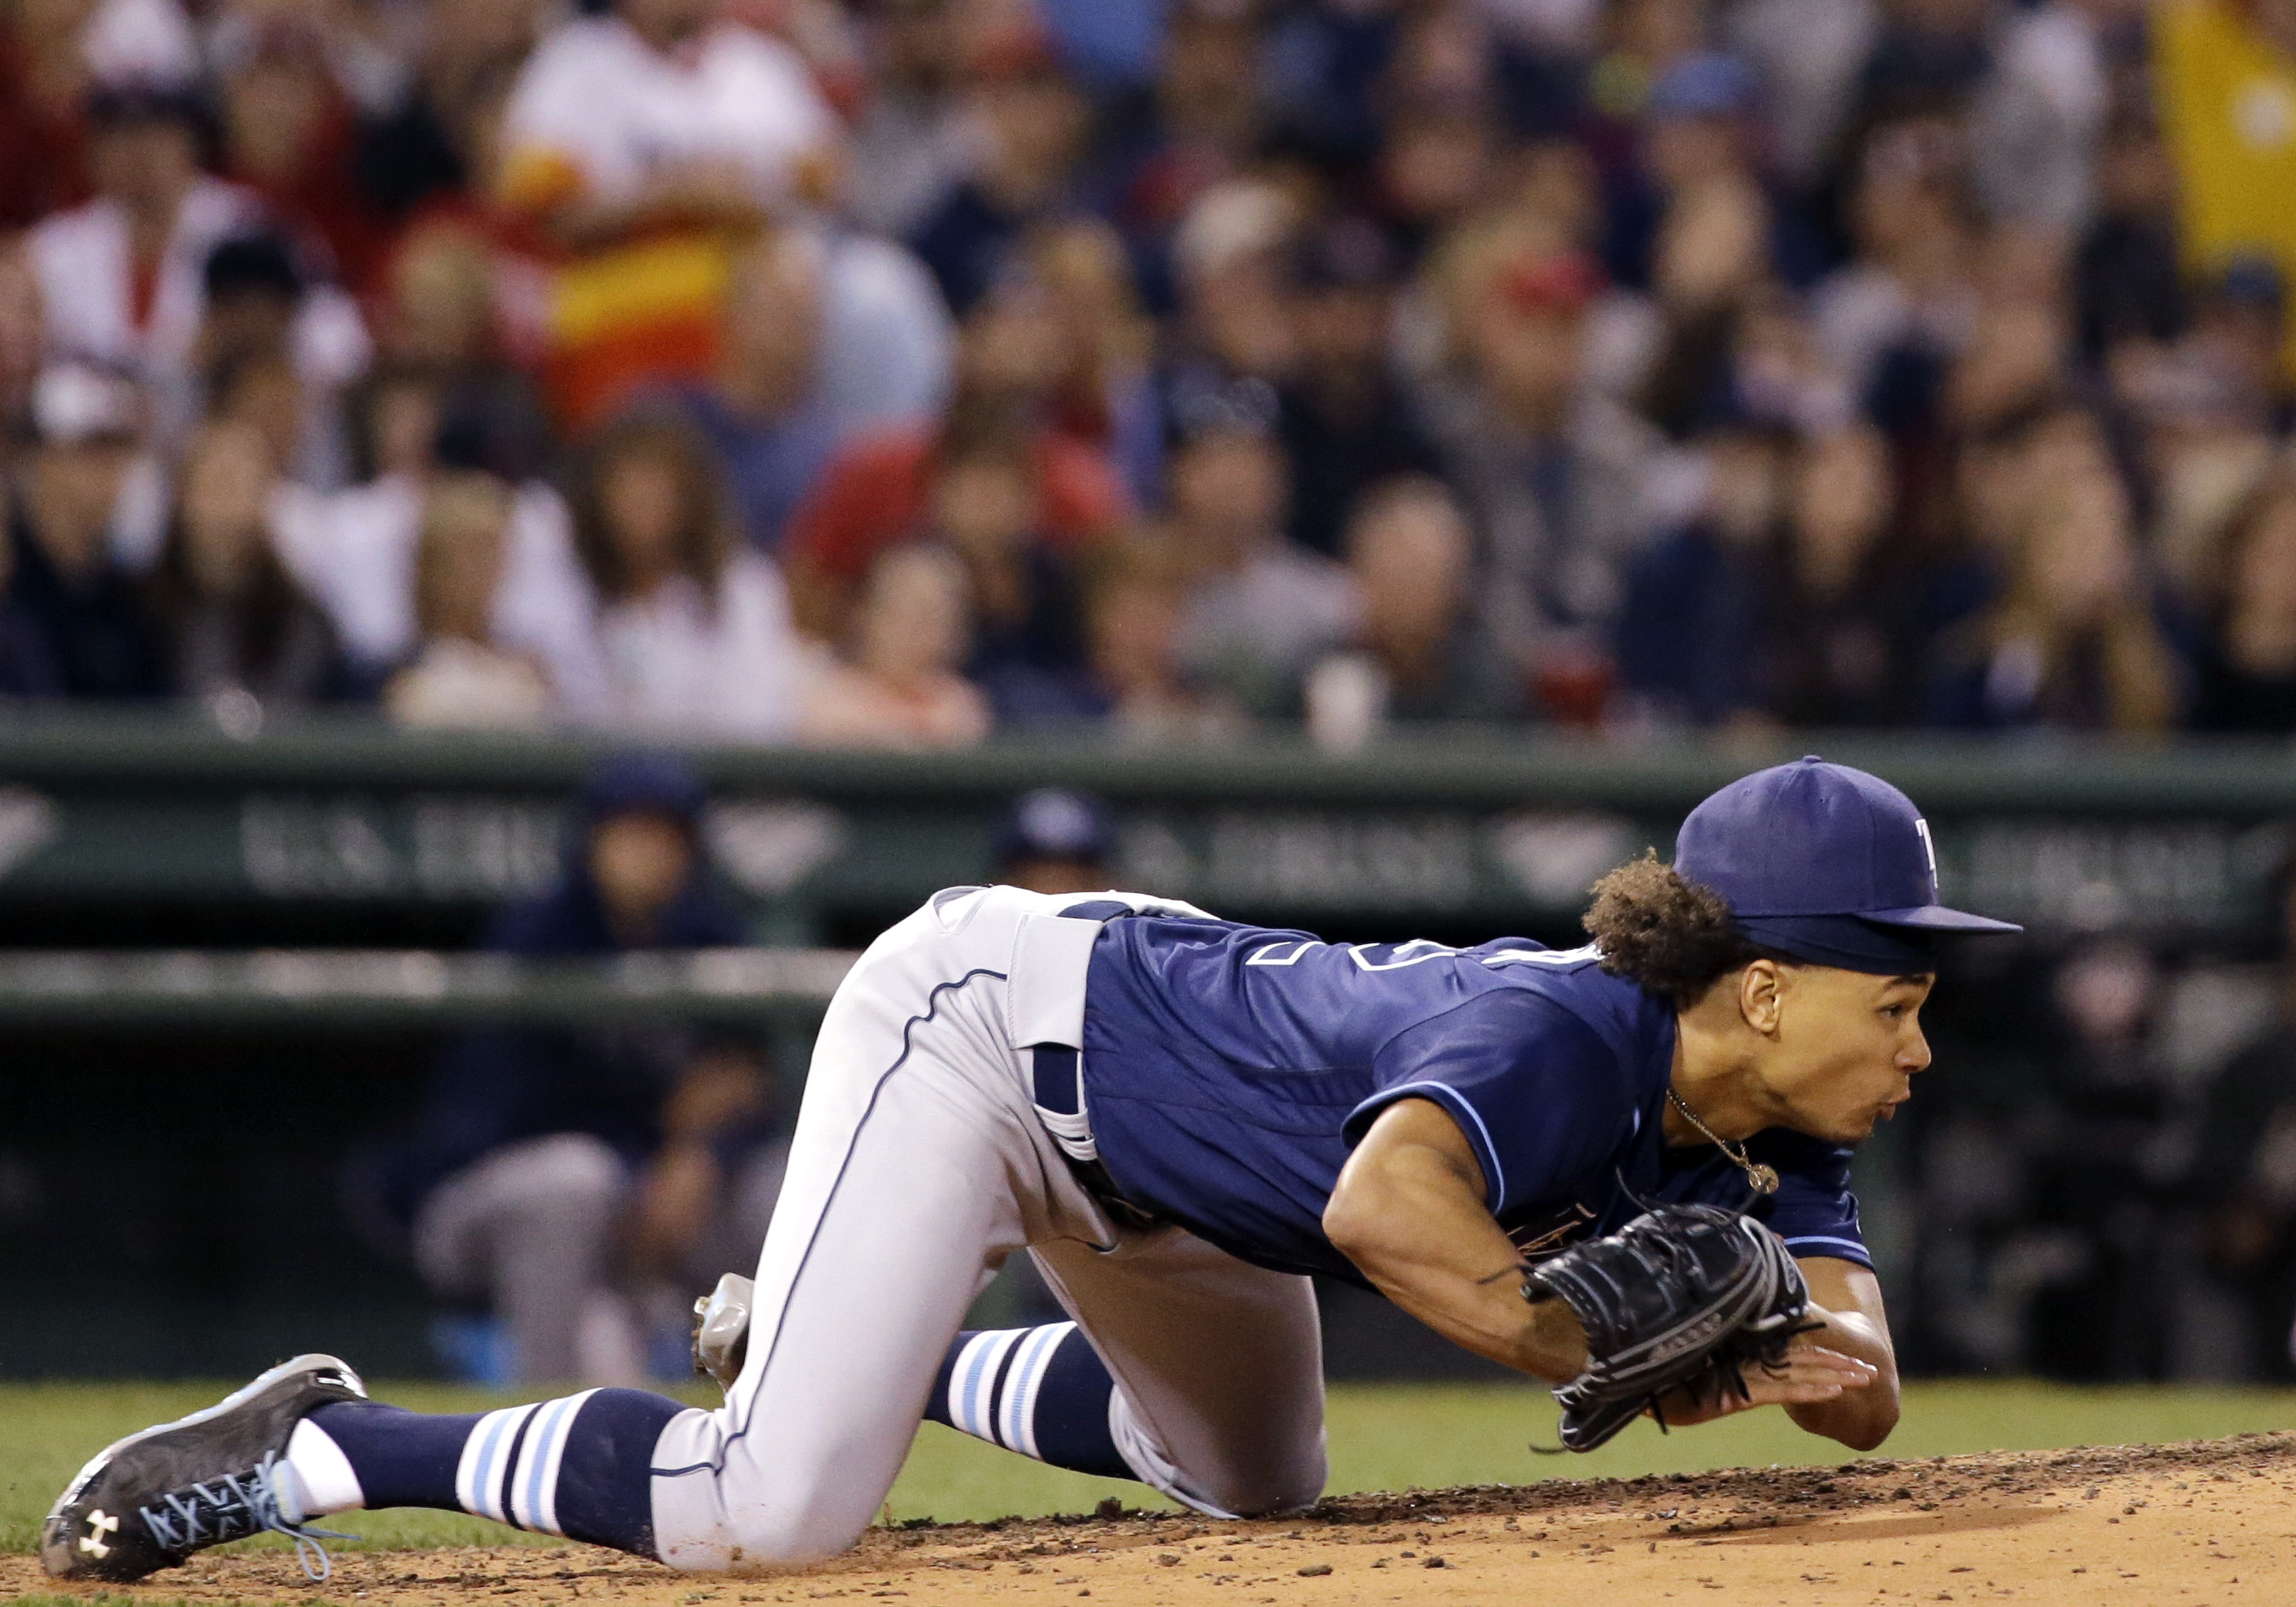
[0,711,2289,950]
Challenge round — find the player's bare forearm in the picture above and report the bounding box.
[1324,1098,1591,1382]
[1327,1101,1885,1442]
[1782,1259,1900,1450]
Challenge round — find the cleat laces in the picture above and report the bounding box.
[136,1450,351,1581]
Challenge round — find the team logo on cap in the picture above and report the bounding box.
[1914,818,1938,895]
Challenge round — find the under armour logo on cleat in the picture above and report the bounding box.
[79,1510,119,1558]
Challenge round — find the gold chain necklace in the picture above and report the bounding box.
[1665,1086,1780,1196]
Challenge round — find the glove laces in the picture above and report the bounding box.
[136,1450,351,1581]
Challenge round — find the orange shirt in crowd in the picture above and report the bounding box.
[492,13,835,432]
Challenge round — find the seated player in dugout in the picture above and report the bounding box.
[46,757,2018,1581]
[346,751,783,1390]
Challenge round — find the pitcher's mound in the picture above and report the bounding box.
[16,1432,2293,1604]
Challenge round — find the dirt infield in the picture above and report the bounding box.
[13,1432,2296,1606]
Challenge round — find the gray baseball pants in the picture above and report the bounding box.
[644,885,1329,1568]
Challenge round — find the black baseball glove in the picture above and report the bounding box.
[1524,1203,1813,1452]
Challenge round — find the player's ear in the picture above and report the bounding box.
[1737,958,1784,1037]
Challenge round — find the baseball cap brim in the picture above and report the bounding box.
[1861,904,2024,934]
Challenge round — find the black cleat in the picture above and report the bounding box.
[41,1353,368,1584]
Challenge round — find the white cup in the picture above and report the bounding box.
[1305,653,1390,752]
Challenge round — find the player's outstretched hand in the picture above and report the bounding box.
[1653,1339,1878,1428]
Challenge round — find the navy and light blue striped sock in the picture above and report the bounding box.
[293,1389,685,1557]
[922,1323,1130,1481]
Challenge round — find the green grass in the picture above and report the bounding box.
[9,1379,2296,1558]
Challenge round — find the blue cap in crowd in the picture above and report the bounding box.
[203,232,305,305]
[1164,371,1281,449]
[577,750,708,830]
[996,788,1113,868]
[2213,252,2286,316]
[1648,51,1759,121]
[1674,757,2020,974]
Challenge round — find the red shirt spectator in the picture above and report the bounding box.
[0,24,94,230]
[218,27,399,296]
[782,421,1127,638]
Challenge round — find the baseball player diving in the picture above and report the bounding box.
[45,757,2019,1582]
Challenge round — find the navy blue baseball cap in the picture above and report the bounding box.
[1648,50,1759,121]
[577,750,708,830]
[995,788,1113,868]
[1674,757,2021,974]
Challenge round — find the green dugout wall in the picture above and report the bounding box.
[0,716,2287,946]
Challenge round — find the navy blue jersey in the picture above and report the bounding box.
[1079,916,1868,1287]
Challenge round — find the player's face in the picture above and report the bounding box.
[589,810,695,942]
[1760,966,1935,1145]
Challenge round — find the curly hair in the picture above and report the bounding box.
[1581,852,1776,1009]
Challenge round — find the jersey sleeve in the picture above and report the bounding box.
[1343,989,1640,1218]
[1749,1132,1871,1268]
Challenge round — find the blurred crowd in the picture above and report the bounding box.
[9,0,2296,740]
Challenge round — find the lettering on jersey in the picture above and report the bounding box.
[1250,939,1606,972]
[1244,940,1325,967]
[1345,939,1463,972]
[1480,943,1602,968]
